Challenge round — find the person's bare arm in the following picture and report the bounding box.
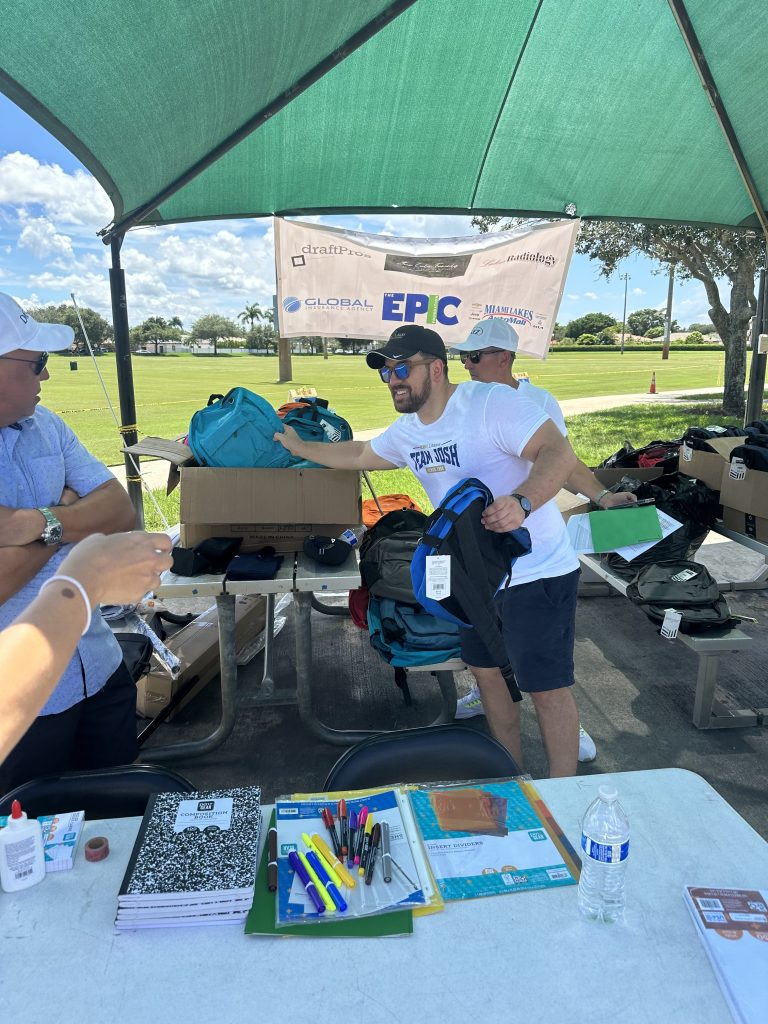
[274,425,396,471]
[0,479,136,547]
[481,420,578,533]
[0,544,59,603]
[0,531,172,762]
[567,461,638,507]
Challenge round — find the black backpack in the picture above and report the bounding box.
[626,560,736,633]
[358,508,429,604]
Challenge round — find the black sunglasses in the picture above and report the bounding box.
[378,358,434,383]
[0,351,49,375]
[463,348,506,364]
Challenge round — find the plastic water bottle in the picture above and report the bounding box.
[577,785,629,923]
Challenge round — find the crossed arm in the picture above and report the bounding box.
[0,479,137,603]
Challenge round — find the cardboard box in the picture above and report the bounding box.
[678,437,745,491]
[719,463,768,516]
[721,505,768,543]
[179,521,354,553]
[554,489,589,522]
[135,594,266,719]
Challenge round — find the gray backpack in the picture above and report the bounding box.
[626,560,736,633]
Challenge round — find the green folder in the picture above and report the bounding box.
[244,812,413,938]
[587,504,662,553]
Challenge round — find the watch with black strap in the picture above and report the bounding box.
[37,506,63,546]
[510,492,532,519]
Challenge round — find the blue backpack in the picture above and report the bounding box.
[188,388,293,469]
[410,478,532,701]
[367,595,461,668]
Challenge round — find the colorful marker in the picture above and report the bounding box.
[358,813,375,876]
[355,806,369,865]
[365,823,382,886]
[306,849,348,912]
[288,850,325,914]
[267,826,278,892]
[302,831,342,888]
[311,832,357,890]
[338,798,348,857]
[381,821,392,883]
[347,810,358,869]
[298,850,335,913]
[321,806,341,857]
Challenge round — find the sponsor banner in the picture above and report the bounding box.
[274,217,579,359]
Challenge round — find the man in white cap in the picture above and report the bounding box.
[0,292,137,793]
[450,317,637,757]
[276,323,584,778]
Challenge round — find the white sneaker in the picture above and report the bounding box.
[455,685,485,720]
[578,725,597,763]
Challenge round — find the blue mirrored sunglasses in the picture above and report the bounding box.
[378,358,434,383]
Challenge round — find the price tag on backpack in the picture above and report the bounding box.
[670,568,698,582]
[681,442,693,462]
[660,608,682,640]
[425,554,451,600]
[729,457,747,481]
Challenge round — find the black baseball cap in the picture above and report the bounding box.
[366,324,447,369]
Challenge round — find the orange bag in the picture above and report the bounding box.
[362,494,422,528]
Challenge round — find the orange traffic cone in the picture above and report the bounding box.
[649,372,657,395]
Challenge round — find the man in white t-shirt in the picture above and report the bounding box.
[450,318,638,755]
[275,323,583,777]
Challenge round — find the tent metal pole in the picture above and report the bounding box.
[745,264,766,425]
[109,234,144,525]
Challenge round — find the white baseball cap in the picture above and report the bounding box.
[0,292,74,356]
[451,318,519,353]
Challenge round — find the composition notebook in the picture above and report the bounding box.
[684,886,768,1024]
[116,785,261,930]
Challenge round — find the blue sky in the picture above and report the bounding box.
[0,93,713,332]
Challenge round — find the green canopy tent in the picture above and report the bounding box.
[1,0,766,511]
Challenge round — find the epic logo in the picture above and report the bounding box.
[382,292,461,326]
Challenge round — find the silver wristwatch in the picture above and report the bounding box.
[37,506,63,546]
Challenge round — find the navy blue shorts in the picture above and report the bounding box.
[459,569,580,693]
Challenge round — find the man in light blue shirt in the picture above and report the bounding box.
[0,293,137,791]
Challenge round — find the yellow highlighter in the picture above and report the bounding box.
[297,850,335,913]
[302,831,343,888]
[311,832,357,890]
[358,814,375,876]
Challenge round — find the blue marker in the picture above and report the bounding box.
[347,810,357,869]
[306,849,348,912]
[288,849,325,914]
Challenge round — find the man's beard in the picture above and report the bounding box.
[389,373,431,414]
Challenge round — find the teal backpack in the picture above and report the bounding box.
[188,388,293,469]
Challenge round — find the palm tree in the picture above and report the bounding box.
[238,304,263,330]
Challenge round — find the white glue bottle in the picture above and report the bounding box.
[0,799,46,892]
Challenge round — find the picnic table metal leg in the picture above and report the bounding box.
[260,594,276,698]
[293,591,458,745]
[144,592,238,760]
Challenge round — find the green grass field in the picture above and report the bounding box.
[43,348,731,467]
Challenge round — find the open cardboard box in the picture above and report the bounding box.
[136,594,266,719]
[721,506,768,543]
[678,436,746,492]
[719,462,768,518]
[124,436,362,552]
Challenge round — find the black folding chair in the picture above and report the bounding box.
[323,724,521,791]
[0,763,196,819]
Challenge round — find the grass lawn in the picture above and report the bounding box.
[43,348,733,466]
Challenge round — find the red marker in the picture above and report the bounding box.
[321,806,341,857]
[338,798,348,857]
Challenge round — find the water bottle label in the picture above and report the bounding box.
[581,834,629,863]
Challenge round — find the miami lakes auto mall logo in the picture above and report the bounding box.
[282,296,374,313]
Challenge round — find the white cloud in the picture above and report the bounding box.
[17,212,74,260]
[0,152,112,229]
[632,287,645,296]
[565,293,580,301]
[583,291,598,300]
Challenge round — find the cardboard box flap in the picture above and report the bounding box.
[681,436,745,459]
[122,436,195,467]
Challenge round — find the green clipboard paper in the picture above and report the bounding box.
[587,504,662,553]
[244,812,413,938]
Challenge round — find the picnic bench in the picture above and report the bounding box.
[578,550,765,730]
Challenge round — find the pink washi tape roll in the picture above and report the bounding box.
[84,836,110,862]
